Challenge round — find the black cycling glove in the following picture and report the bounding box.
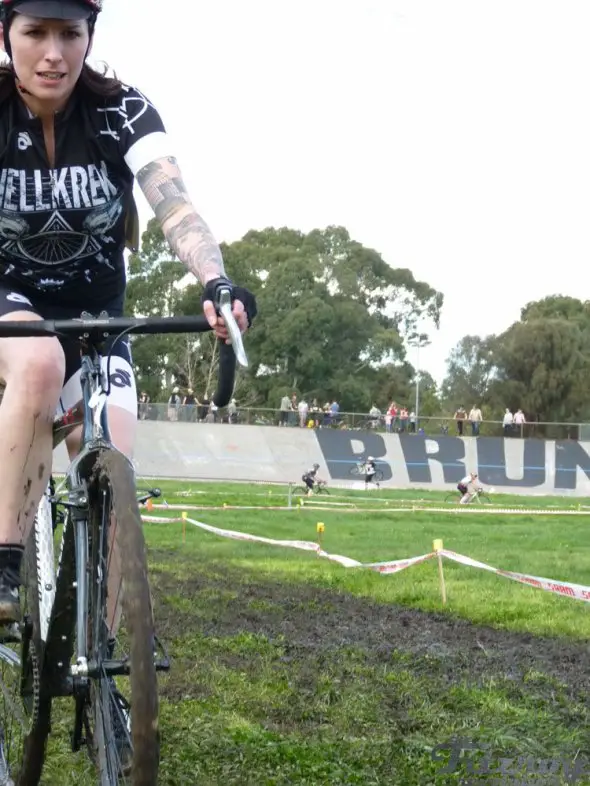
[201,276,257,328]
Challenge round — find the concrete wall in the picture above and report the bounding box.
[52,422,590,496]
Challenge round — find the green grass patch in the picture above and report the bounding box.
[28,481,590,784]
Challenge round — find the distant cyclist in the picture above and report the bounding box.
[364,456,380,490]
[302,463,325,496]
[457,471,482,504]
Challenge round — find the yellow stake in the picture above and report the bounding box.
[317,522,325,553]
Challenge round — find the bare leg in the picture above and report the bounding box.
[0,312,65,621]
[0,313,65,546]
[66,404,136,637]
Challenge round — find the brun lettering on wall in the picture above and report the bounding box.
[314,433,590,493]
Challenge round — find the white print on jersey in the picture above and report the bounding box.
[6,291,32,305]
[17,132,32,151]
[0,160,124,275]
[97,86,157,142]
[0,201,124,268]
[0,161,117,213]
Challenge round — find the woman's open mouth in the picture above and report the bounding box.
[37,72,66,81]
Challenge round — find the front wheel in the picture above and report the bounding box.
[444,492,461,504]
[88,449,159,785]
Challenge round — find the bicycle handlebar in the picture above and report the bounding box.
[0,313,247,408]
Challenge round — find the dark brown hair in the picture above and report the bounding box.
[0,60,123,104]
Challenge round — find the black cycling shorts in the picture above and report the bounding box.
[0,284,135,415]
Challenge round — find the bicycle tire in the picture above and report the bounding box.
[349,465,362,477]
[13,492,54,786]
[374,470,384,483]
[476,494,493,505]
[316,484,330,495]
[291,486,308,497]
[444,493,460,504]
[89,449,159,786]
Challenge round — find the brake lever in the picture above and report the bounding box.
[218,288,249,368]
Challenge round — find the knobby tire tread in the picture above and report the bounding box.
[17,518,52,786]
[95,450,159,786]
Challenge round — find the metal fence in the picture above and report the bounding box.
[138,403,582,441]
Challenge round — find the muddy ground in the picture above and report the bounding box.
[150,550,590,708]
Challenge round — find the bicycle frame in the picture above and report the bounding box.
[32,339,134,703]
[68,341,115,678]
[460,490,483,504]
[53,324,236,689]
[0,306,246,782]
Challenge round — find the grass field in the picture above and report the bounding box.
[35,481,590,785]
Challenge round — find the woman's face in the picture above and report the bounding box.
[4,13,91,108]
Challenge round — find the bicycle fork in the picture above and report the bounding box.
[71,500,92,753]
[72,516,89,679]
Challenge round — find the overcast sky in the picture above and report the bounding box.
[90,0,590,385]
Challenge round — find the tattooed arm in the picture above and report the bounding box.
[136,156,226,285]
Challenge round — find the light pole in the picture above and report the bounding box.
[415,343,421,424]
[409,334,430,432]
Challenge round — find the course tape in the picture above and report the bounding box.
[441,549,590,602]
[148,502,590,516]
[299,501,590,515]
[141,514,433,572]
[152,492,590,513]
[141,515,590,603]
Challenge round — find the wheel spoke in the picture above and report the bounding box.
[85,450,159,785]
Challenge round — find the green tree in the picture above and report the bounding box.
[125,222,444,410]
[414,370,441,417]
[125,218,216,401]
[520,294,590,324]
[441,335,495,413]
[440,295,590,424]
[226,226,443,411]
[491,318,590,423]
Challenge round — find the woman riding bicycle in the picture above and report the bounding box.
[0,0,256,623]
[457,471,481,504]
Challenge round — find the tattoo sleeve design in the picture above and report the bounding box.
[136,156,226,284]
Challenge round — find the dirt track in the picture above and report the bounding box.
[151,552,590,708]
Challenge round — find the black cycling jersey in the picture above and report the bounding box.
[0,81,169,307]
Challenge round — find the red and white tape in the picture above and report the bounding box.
[142,514,433,572]
[141,514,590,602]
[440,549,590,602]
